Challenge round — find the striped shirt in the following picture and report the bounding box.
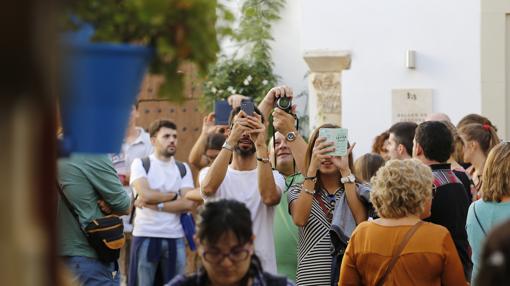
[288,186,342,286]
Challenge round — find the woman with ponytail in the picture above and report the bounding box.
[459,123,501,198]
[168,199,294,286]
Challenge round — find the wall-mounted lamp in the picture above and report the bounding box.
[406,50,416,69]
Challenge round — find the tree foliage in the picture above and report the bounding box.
[62,0,234,101]
[202,0,285,108]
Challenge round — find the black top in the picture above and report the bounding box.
[453,169,473,201]
[425,163,472,280]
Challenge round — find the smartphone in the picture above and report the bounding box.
[240,100,254,116]
[214,100,232,125]
[319,128,348,156]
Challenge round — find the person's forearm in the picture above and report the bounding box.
[258,98,273,124]
[290,179,315,226]
[145,199,193,213]
[184,188,204,204]
[133,179,178,204]
[287,135,308,175]
[344,182,367,224]
[200,145,232,196]
[188,132,208,168]
[256,146,280,206]
[164,199,190,213]
[140,190,177,204]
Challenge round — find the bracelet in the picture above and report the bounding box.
[256,157,270,163]
[157,202,164,211]
[304,176,317,183]
[302,188,316,196]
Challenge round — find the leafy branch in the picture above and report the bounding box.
[201,0,285,108]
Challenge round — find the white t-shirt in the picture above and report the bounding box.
[199,166,286,274]
[130,154,194,238]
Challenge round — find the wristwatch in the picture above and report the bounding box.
[286,131,297,142]
[222,141,234,151]
[340,174,356,184]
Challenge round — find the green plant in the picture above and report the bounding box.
[202,0,285,108]
[62,0,234,101]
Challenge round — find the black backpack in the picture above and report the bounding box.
[141,156,187,178]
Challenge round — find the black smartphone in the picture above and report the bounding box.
[240,100,254,116]
[214,100,232,125]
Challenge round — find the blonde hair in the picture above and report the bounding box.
[481,142,510,202]
[370,159,433,218]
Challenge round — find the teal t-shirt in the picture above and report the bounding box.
[58,154,131,258]
[466,200,510,285]
[273,173,303,282]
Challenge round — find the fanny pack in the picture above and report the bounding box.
[57,182,125,262]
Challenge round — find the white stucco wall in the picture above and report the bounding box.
[270,0,481,155]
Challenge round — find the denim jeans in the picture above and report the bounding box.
[136,237,186,285]
[64,256,120,286]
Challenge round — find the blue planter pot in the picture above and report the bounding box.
[60,42,153,153]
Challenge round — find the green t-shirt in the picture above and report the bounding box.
[273,173,303,282]
[58,154,131,258]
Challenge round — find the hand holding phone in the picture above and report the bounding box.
[214,100,232,125]
[240,100,254,116]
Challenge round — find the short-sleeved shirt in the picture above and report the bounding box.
[130,154,194,238]
[273,173,303,282]
[340,221,466,286]
[466,200,510,285]
[199,166,286,274]
[58,154,131,258]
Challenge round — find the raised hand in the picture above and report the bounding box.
[227,110,255,144]
[272,107,296,135]
[227,94,251,109]
[263,85,293,106]
[331,142,356,175]
[307,137,335,175]
[245,112,266,147]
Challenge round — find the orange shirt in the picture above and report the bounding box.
[339,221,467,286]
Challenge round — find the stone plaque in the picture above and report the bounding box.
[392,89,432,124]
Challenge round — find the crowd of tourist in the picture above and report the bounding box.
[57,85,510,286]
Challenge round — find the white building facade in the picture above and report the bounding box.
[269,0,510,154]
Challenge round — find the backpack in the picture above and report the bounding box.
[141,156,187,178]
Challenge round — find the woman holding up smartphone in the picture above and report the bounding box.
[287,124,367,286]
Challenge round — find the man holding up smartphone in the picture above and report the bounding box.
[199,104,286,274]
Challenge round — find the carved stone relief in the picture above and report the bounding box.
[304,50,351,129]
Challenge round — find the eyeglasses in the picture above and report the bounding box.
[201,247,252,264]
